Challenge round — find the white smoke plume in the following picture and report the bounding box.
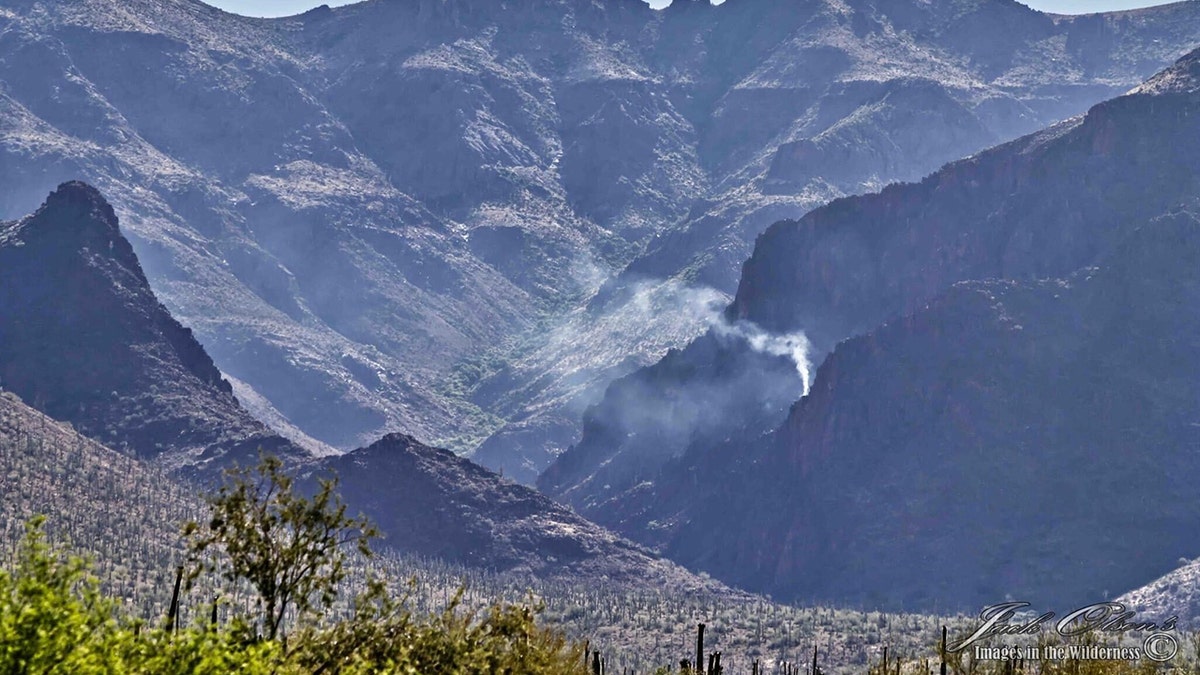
[713,319,814,396]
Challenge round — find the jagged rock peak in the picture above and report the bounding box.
[35,181,119,232]
[16,181,145,280]
[364,432,431,454]
[0,181,301,469]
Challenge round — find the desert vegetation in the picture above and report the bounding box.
[1,433,587,674]
[4,393,1197,674]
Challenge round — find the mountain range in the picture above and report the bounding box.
[546,45,1200,611]
[2,0,1200,618]
[3,0,1200,483]
[0,182,728,596]
[0,386,965,672]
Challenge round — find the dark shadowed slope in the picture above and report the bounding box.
[0,182,732,593]
[0,182,302,471]
[661,208,1200,611]
[318,433,735,592]
[545,45,1200,528]
[548,49,1200,611]
[729,46,1200,345]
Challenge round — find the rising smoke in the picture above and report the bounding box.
[712,319,813,396]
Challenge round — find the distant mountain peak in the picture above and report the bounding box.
[374,431,425,448]
[40,180,113,219]
[12,182,144,276]
[343,431,453,465]
[0,182,303,470]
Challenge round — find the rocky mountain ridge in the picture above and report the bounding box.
[0,182,731,594]
[321,432,730,590]
[546,47,1200,611]
[728,45,1200,341]
[663,207,1200,610]
[3,0,1200,481]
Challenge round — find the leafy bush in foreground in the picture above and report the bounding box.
[0,453,587,675]
[0,517,584,674]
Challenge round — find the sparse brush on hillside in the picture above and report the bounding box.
[4,390,961,672]
[7,392,1195,673]
[0,453,588,675]
[0,517,587,674]
[0,391,202,612]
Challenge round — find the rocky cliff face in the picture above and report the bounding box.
[2,0,1199,483]
[552,44,1200,523]
[554,49,1200,611]
[659,208,1200,611]
[729,45,1200,342]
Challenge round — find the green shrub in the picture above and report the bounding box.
[0,515,585,675]
[0,516,120,674]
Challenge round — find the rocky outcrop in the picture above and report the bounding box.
[0,182,301,471]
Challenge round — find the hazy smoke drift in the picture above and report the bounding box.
[602,268,815,397]
[713,319,814,396]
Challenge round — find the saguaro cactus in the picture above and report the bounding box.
[165,564,183,633]
[941,626,948,675]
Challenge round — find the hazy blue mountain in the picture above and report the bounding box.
[548,48,1200,611]
[658,207,1200,611]
[2,0,1199,484]
[0,182,732,593]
